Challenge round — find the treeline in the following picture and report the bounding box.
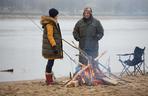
[0,0,148,16]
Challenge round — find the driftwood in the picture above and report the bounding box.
[102,77,118,85]
[0,69,14,72]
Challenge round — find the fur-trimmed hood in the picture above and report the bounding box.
[40,16,57,27]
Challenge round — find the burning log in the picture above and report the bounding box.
[65,64,90,87]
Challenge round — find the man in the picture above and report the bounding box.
[73,7,104,65]
[40,8,63,85]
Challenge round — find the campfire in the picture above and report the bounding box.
[65,51,118,87]
[74,64,105,86]
[62,40,118,87]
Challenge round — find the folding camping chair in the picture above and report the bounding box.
[117,46,146,76]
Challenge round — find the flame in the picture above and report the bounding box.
[76,64,105,86]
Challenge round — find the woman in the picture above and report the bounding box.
[40,8,63,85]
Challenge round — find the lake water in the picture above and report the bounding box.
[0,16,148,82]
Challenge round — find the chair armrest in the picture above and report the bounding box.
[117,53,134,56]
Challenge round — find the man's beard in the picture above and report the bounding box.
[83,15,92,22]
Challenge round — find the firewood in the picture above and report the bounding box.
[102,77,118,85]
[66,80,79,87]
[65,64,90,87]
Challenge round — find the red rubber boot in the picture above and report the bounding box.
[45,73,54,85]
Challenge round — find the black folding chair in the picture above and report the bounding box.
[117,46,146,76]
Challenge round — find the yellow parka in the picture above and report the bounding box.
[40,16,63,59]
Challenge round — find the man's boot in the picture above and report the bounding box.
[45,72,54,85]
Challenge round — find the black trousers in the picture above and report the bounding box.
[46,60,54,73]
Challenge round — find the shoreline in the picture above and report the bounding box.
[0,14,148,19]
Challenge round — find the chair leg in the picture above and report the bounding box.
[119,60,133,77]
[125,66,132,76]
[120,67,126,76]
[120,66,131,76]
[134,66,136,75]
[131,66,139,75]
[120,64,127,76]
[135,64,143,75]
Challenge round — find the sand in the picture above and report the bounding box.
[0,75,148,96]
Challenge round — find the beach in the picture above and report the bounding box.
[0,16,148,96]
[0,75,148,96]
